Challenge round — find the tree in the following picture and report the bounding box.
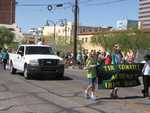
[0,27,15,47]
[131,29,150,49]
[91,29,150,51]
[43,35,74,57]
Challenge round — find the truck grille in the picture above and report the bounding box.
[38,59,58,66]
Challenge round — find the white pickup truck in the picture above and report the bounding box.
[9,44,64,79]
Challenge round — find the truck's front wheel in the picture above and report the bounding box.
[57,73,64,79]
[24,66,31,79]
[10,63,16,74]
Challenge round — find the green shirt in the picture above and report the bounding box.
[86,58,97,78]
[2,52,9,60]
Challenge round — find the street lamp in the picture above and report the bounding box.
[58,18,68,43]
[46,19,68,41]
[46,20,56,41]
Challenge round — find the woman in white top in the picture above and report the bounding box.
[142,58,150,98]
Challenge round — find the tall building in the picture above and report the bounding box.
[139,0,150,30]
[0,0,16,24]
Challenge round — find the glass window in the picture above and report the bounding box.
[85,38,88,42]
[26,46,55,55]
[17,46,24,54]
[82,38,84,43]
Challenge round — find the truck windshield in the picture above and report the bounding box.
[26,46,55,55]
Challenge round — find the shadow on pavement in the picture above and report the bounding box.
[34,76,73,81]
[15,72,73,81]
[96,96,144,100]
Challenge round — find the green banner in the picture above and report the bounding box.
[97,63,144,89]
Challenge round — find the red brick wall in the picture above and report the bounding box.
[0,0,15,24]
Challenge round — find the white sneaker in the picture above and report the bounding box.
[144,96,150,99]
[90,95,97,100]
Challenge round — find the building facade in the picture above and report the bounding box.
[78,32,100,51]
[23,33,35,44]
[42,22,72,44]
[78,26,112,34]
[42,22,112,44]
[0,0,15,24]
[139,0,150,30]
[116,19,138,30]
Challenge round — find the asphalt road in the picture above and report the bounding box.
[0,64,150,113]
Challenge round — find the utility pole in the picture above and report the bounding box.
[73,0,78,63]
[53,23,56,41]
[64,19,67,43]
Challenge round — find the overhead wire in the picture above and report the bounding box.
[16,1,71,7]
[16,0,130,11]
[57,0,130,10]
[80,0,129,6]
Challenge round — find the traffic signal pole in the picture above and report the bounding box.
[73,0,78,63]
[47,1,78,63]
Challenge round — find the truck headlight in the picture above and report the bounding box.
[58,59,64,64]
[29,59,39,66]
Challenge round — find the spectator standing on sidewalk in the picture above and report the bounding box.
[76,51,83,69]
[142,55,150,98]
[84,53,97,100]
[126,50,135,64]
[105,49,112,65]
[0,48,2,64]
[82,49,88,67]
[1,48,9,70]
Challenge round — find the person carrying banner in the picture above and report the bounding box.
[84,53,97,100]
[142,54,150,98]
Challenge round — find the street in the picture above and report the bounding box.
[0,64,150,113]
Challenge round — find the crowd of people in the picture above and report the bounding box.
[64,44,150,100]
[64,44,135,69]
[63,45,138,100]
[82,45,150,100]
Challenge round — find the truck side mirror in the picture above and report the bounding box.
[18,51,24,56]
[56,51,60,56]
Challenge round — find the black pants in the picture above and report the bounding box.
[142,75,150,97]
[3,59,7,70]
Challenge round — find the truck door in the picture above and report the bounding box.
[16,46,25,71]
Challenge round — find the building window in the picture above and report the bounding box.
[85,38,88,42]
[82,38,84,43]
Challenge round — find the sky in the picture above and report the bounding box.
[16,0,139,33]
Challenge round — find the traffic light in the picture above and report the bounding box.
[56,4,63,7]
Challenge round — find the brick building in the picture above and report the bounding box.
[0,0,16,24]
